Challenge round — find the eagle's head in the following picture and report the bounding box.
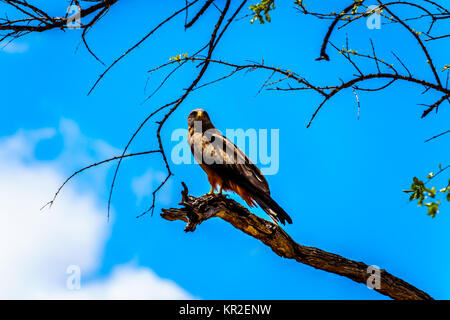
[188,108,214,132]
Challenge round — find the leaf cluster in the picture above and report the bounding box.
[249,0,275,24]
[404,171,450,218]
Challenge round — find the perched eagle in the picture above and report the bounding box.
[187,108,292,225]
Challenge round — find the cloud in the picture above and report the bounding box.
[40,264,192,300]
[1,42,29,54]
[0,127,56,162]
[131,168,172,206]
[0,122,191,299]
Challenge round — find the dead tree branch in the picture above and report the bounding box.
[161,183,433,301]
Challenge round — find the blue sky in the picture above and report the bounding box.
[0,0,449,299]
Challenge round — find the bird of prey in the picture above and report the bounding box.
[187,108,292,225]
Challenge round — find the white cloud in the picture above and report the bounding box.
[0,122,192,299]
[0,127,56,162]
[55,118,120,170]
[1,42,29,54]
[131,168,172,206]
[40,264,192,300]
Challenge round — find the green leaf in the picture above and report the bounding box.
[405,166,450,218]
[249,0,275,24]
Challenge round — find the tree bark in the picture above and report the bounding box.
[161,183,432,300]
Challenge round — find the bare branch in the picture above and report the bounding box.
[425,129,450,143]
[42,150,159,211]
[161,183,433,301]
[87,0,200,95]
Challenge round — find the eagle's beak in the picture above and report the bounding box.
[197,111,203,118]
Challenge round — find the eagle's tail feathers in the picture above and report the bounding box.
[253,194,293,225]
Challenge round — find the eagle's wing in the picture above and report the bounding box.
[202,129,270,195]
[189,128,292,225]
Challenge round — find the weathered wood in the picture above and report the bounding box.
[161,183,432,300]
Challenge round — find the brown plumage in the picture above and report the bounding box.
[187,108,292,225]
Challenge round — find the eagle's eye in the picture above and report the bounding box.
[197,110,203,118]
